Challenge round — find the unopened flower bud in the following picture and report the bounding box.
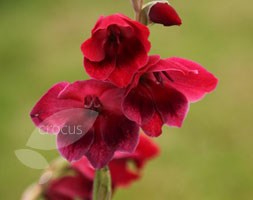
[141,1,182,26]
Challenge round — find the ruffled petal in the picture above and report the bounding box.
[132,134,160,168]
[57,111,97,162]
[109,159,140,187]
[121,15,151,52]
[86,113,139,169]
[141,112,163,137]
[30,82,82,133]
[81,30,106,62]
[107,60,139,88]
[108,39,148,87]
[59,80,124,115]
[165,57,218,102]
[148,57,218,102]
[122,85,155,125]
[92,14,131,33]
[58,80,116,102]
[101,113,139,153]
[150,81,189,127]
[45,174,92,200]
[110,135,159,186]
[72,157,95,180]
[81,14,150,87]
[125,55,161,93]
[83,58,115,80]
[85,132,115,169]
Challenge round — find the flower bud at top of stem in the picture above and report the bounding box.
[140,0,182,26]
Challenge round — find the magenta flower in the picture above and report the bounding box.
[44,171,93,200]
[73,134,159,189]
[26,2,219,199]
[30,80,139,168]
[122,56,218,137]
[81,14,151,88]
[108,134,159,187]
[148,1,182,26]
[44,135,159,200]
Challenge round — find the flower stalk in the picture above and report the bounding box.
[21,184,43,200]
[130,0,144,21]
[92,166,112,200]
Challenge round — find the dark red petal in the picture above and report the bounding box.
[122,85,155,125]
[83,58,115,80]
[45,174,92,200]
[30,82,83,133]
[165,57,218,102]
[45,193,71,200]
[110,135,159,187]
[107,62,138,88]
[107,39,148,88]
[101,114,139,153]
[85,132,115,169]
[126,55,161,92]
[81,30,107,62]
[150,81,189,127]
[92,14,131,34]
[119,38,148,68]
[141,112,163,137]
[109,159,140,187]
[145,55,161,69]
[149,2,182,26]
[122,15,151,52]
[86,113,139,169]
[58,80,115,102]
[72,157,95,180]
[60,79,124,115]
[57,115,96,162]
[118,25,135,39]
[132,134,160,168]
[99,85,125,113]
[81,14,150,87]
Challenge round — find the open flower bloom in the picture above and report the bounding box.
[123,55,218,137]
[81,14,150,88]
[44,135,159,200]
[142,1,181,26]
[108,134,159,187]
[30,80,139,169]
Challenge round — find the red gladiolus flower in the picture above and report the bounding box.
[123,56,218,137]
[44,135,159,200]
[44,171,93,200]
[81,14,151,88]
[108,134,159,187]
[30,80,139,169]
[148,1,182,26]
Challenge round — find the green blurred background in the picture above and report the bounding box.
[0,0,252,199]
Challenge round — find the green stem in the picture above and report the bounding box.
[92,166,112,200]
[21,184,43,200]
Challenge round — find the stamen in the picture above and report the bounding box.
[153,72,163,84]
[162,71,174,82]
[93,97,102,109]
[84,95,102,111]
[84,95,93,109]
